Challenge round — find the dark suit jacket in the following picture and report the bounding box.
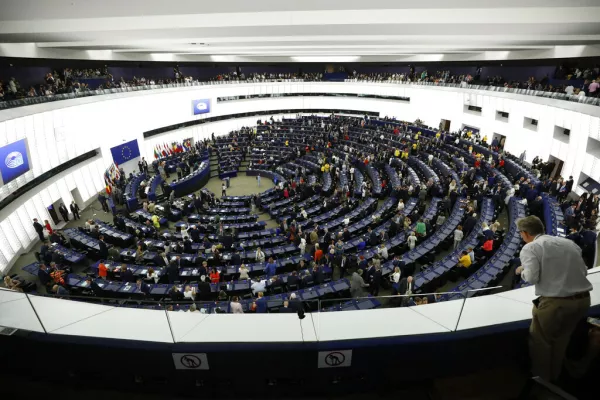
[398,278,413,295]
[33,222,44,234]
[197,282,212,300]
[279,306,295,313]
[98,241,108,259]
[122,269,134,283]
[287,275,300,288]
[38,269,51,286]
[139,283,151,295]
[231,253,242,265]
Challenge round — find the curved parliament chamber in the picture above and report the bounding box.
[0,81,599,388]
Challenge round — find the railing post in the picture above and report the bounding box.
[25,293,48,334]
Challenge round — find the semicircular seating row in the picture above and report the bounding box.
[21,115,557,313]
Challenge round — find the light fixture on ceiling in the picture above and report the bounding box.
[291,56,360,62]
[189,43,208,46]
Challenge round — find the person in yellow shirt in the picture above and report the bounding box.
[394,148,400,157]
[285,140,289,146]
[151,214,161,229]
[320,165,325,173]
[324,164,330,173]
[415,131,420,140]
[468,145,473,154]
[467,130,472,138]
[458,250,472,268]
[436,132,441,139]
[482,135,487,143]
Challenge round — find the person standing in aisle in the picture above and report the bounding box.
[33,218,44,241]
[221,181,227,197]
[70,201,81,220]
[257,174,261,187]
[515,216,592,382]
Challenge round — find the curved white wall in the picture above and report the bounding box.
[1,82,599,272]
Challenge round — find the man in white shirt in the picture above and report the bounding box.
[251,278,267,295]
[515,216,592,382]
[565,85,574,96]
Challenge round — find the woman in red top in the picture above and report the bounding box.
[283,188,289,198]
[314,244,323,262]
[209,268,220,284]
[98,262,108,279]
[44,220,53,235]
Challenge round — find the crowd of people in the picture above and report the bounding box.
[5,61,600,103]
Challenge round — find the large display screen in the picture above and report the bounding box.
[192,99,211,115]
[0,138,30,184]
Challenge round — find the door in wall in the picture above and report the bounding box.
[548,155,564,180]
[439,119,451,132]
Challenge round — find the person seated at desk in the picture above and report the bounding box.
[84,277,104,297]
[356,237,366,252]
[147,267,160,284]
[51,250,65,265]
[197,275,212,301]
[300,270,313,288]
[4,276,23,292]
[287,270,300,289]
[188,303,199,313]
[169,285,184,302]
[252,292,267,313]
[120,265,135,283]
[52,284,69,297]
[268,275,284,291]
[217,290,228,301]
[230,296,244,314]
[136,279,151,296]
[183,285,196,300]
[49,266,66,286]
[279,299,295,313]
[37,264,51,289]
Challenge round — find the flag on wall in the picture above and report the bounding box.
[154,146,159,159]
[110,139,141,165]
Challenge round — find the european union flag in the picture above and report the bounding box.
[110,139,141,165]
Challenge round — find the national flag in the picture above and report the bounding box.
[105,184,112,195]
[154,146,159,159]
[161,145,168,157]
[177,143,184,153]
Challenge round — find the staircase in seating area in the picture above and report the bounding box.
[209,153,219,178]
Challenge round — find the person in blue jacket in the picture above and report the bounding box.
[264,257,277,278]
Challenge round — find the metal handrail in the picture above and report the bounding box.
[2,78,599,111]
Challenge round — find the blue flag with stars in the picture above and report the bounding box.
[110,139,141,165]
